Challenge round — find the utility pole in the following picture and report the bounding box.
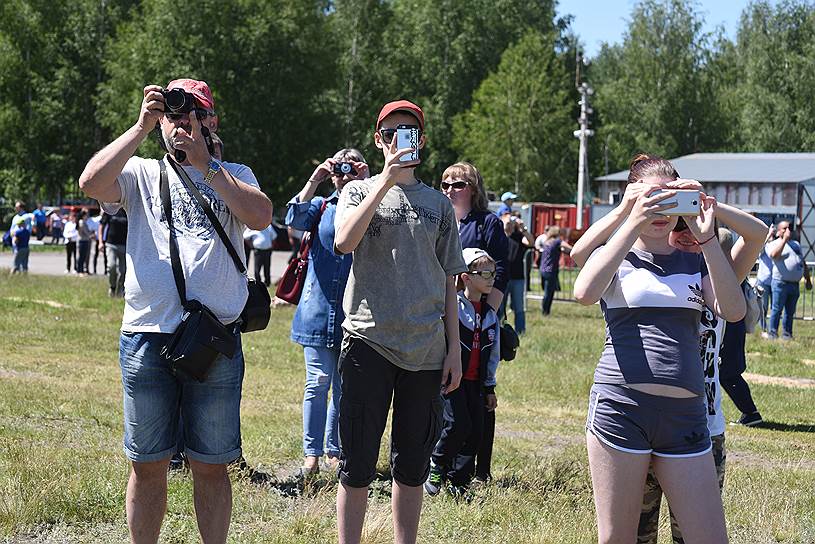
[573,51,594,230]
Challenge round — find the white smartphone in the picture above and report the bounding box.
[396,124,420,163]
[653,189,701,216]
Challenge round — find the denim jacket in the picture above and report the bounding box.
[285,192,352,348]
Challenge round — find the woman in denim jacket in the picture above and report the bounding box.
[286,148,368,475]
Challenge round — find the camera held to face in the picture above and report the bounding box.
[332,162,357,176]
[161,88,197,115]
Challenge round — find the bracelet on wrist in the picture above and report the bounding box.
[699,234,717,246]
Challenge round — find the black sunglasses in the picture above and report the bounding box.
[379,126,422,145]
[440,180,468,191]
[165,109,214,122]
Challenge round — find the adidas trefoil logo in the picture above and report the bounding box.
[687,283,704,305]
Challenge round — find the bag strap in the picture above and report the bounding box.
[164,156,248,277]
[159,159,190,309]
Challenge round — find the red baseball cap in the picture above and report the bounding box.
[376,100,425,131]
[167,78,216,112]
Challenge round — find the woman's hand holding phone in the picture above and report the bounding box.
[627,186,678,227]
[686,195,717,242]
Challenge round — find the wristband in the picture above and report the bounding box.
[699,234,717,246]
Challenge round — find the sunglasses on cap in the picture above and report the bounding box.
[378,126,422,145]
[165,109,214,122]
[441,179,468,191]
[468,269,496,279]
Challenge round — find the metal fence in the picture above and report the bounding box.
[524,250,815,321]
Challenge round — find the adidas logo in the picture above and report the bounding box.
[687,283,704,305]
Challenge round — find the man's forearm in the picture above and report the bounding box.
[443,277,461,355]
[335,180,390,254]
[79,124,148,202]
[768,238,786,259]
[212,169,272,230]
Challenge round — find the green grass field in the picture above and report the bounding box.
[1,274,814,543]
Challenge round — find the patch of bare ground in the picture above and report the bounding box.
[801,359,815,367]
[727,449,815,471]
[744,372,815,389]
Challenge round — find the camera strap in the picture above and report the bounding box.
[163,155,248,278]
[159,159,191,309]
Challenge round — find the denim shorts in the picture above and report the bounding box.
[586,383,711,457]
[119,331,244,464]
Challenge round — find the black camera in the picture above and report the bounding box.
[332,162,357,176]
[161,88,196,114]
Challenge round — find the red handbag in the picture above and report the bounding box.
[275,201,327,304]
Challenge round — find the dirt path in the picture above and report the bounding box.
[744,372,815,389]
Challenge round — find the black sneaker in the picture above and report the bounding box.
[168,452,186,471]
[424,463,444,496]
[732,412,763,427]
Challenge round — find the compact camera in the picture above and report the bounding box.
[161,88,197,114]
[332,162,357,176]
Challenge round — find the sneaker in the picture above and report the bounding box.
[760,332,770,339]
[424,463,444,496]
[168,452,186,471]
[731,412,763,427]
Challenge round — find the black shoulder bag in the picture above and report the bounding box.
[158,158,269,382]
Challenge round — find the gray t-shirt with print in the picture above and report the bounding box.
[102,156,259,333]
[335,177,467,372]
[771,240,805,282]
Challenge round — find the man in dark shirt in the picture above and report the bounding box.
[99,209,128,297]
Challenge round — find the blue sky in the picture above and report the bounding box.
[557,0,763,57]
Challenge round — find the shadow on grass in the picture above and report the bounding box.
[757,420,815,433]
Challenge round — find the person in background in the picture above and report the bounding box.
[756,225,775,337]
[49,210,64,244]
[425,248,501,497]
[286,147,368,476]
[100,209,128,297]
[11,215,30,273]
[33,203,47,241]
[438,161,508,484]
[86,209,104,274]
[496,191,516,217]
[14,201,32,231]
[243,223,276,287]
[76,209,92,275]
[63,212,79,274]
[498,212,534,334]
[538,226,572,316]
[765,220,812,340]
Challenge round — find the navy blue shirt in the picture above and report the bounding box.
[458,210,509,293]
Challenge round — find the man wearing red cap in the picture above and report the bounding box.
[79,80,272,544]
[333,101,466,544]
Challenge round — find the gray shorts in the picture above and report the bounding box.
[586,383,711,457]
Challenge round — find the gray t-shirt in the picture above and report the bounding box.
[593,247,709,396]
[335,177,467,371]
[102,156,259,333]
[771,240,804,282]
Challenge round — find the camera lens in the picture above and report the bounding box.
[164,89,187,112]
[340,163,352,174]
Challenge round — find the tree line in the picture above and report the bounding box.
[1,0,814,211]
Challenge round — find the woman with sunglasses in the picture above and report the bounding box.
[286,148,369,477]
[440,162,508,484]
[573,154,749,544]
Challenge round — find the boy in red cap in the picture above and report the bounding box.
[333,101,466,544]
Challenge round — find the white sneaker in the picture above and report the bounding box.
[760,332,770,339]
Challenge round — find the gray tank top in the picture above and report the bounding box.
[593,247,709,396]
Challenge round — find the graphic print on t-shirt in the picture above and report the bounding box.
[155,181,228,240]
[699,306,720,416]
[345,185,452,238]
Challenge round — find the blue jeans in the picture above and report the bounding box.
[303,346,342,457]
[541,271,558,315]
[119,331,244,464]
[757,280,772,332]
[499,278,526,334]
[768,280,800,338]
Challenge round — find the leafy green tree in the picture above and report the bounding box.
[98,0,335,205]
[732,0,815,151]
[0,0,134,204]
[588,0,724,176]
[453,29,575,201]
